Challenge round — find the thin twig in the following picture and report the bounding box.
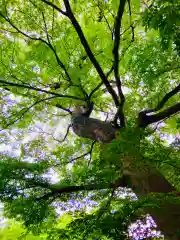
[82,188,115,237]
[42,11,51,44]
[89,65,114,99]
[67,140,96,164]
[51,7,55,41]
[1,96,57,129]
[37,125,71,143]
[87,141,96,167]
[0,12,72,82]
[103,14,114,40]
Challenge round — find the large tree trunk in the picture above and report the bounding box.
[71,116,180,238]
[125,164,180,239]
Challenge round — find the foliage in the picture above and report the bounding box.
[0,219,46,239]
[142,0,180,52]
[0,0,179,239]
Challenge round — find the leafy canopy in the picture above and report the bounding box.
[0,0,180,239]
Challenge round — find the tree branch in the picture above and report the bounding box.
[96,2,113,40]
[41,0,67,15]
[113,0,126,87]
[88,140,96,167]
[36,177,127,201]
[0,79,84,101]
[142,83,180,114]
[37,124,71,144]
[58,124,71,143]
[89,66,114,100]
[0,12,72,83]
[55,103,72,114]
[59,140,97,164]
[1,96,58,129]
[42,11,51,44]
[138,102,180,128]
[103,15,114,40]
[61,0,120,108]
[41,0,119,106]
[127,0,135,42]
[112,0,127,127]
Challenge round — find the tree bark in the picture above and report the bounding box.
[71,116,180,239]
[72,116,117,142]
[126,164,180,240]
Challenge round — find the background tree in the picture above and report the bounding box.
[0,0,180,239]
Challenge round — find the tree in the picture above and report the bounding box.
[0,0,180,239]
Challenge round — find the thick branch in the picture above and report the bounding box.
[143,83,180,114]
[0,79,84,101]
[41,0,67,15]
[112,0,126,126]
[37,177,127,201]
[127,0,135,42]
[62,0,120,107]
[113,0,126,79]
[41,0,119,106]
[138,102,180,128]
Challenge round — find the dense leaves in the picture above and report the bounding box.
[0,0,180,239]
